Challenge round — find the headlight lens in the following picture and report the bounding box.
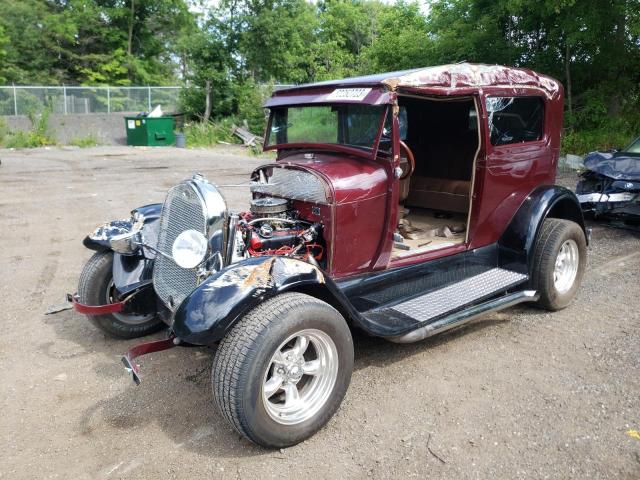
[172,229,208,268]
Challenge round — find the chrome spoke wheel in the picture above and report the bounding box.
[262,329,339,426]
[553,239,579,294]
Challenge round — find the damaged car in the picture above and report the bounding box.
[71,63,588,448]
[576,136,640,222]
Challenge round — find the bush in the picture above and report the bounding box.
[3,109,56,148]
[183,118,240,148]
[70,133,99,148]
[0,108,56,148]
[179,78,272,137]
[561,116,638,156]
[179,77,235,121]
[0,117,8,145]
[234,79,273,135]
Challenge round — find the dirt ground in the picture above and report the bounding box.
[1,146,639,479]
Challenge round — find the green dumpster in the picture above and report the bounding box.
[125,116,175,146]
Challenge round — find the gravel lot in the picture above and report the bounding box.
[1,146,639,479]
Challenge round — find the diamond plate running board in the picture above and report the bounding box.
[391,268,528,323]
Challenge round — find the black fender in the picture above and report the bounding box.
[172,256,362,345]
[499,185,587,273]
[83,203,162,295]
[83,203,162,252]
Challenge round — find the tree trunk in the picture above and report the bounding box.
[564,41,572,118]
[127,0,135,56]
[203,79,212,121]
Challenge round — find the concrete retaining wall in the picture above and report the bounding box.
[4,113,134,145]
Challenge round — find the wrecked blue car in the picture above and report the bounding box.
[576,136,640,222]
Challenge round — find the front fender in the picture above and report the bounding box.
[499,185,587,272]
[83,203,162,295]
[173,256,349,345]
[83,203,162,253]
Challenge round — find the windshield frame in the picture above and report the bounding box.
[263,103,392,160]
[623,136,640,154]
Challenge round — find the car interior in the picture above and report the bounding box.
[392,96,480,259]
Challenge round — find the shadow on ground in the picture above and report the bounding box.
[45,301,548,458]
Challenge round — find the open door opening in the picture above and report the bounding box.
[393,95,480,259]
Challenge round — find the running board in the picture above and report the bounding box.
[391,268,528,322]
[388,290,539,343]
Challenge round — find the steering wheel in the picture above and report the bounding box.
[398,140,415,180]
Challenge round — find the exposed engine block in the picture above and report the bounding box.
[235,197,324,266]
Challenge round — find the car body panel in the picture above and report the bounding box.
[80,64,584,349]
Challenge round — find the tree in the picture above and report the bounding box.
[313,0,384,79]
[237,0,319,83]
[361,2,432,72]
[181,16,235,120]
[0,0,196,85]
[0,25,8,84]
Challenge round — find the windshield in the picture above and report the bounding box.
[266,104,391,154]
[624,137,640,153]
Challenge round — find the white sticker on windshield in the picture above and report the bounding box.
[326,88,372,101]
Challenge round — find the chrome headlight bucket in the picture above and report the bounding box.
[109,229,141,254]
[88,217,143,255]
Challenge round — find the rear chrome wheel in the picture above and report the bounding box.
[532,218,586,311]
[553,239,579,295]
[262,329,339,426]
[212,292,353,448]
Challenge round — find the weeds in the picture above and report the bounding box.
[0,117,8,144]
[70,133,99,148]
[2,109,56,148]
[183,118,240,148]
[561,125,636,156]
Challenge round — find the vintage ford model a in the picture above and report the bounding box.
[73,63,587,448]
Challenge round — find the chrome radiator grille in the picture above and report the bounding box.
[153,183,207,310]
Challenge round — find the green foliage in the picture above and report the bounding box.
[69,133,99,148]
[239,0,319,83]
[0,0,638,155]
[235,79,273,135]
[562,114,639,155]
[0,25,7,84]
[3,108,56,148]
[360,2,432,72]
[0,0,196,85]
[0,117,8,144]
[183,119,239,148]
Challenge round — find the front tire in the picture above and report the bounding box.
[77,251,163,338]
[212,292,354,448]
[531,218,587,310]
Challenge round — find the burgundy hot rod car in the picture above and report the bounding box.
[72,63,587,448]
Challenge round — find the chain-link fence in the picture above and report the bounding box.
[0,86,181,116]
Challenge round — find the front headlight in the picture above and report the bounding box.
[103,218,142,255]
[612,180,640,192]
[172,229,208,268]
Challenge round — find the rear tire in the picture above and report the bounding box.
[78,251,163,338]
[531,218,586,310]
[211,292,353,448]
